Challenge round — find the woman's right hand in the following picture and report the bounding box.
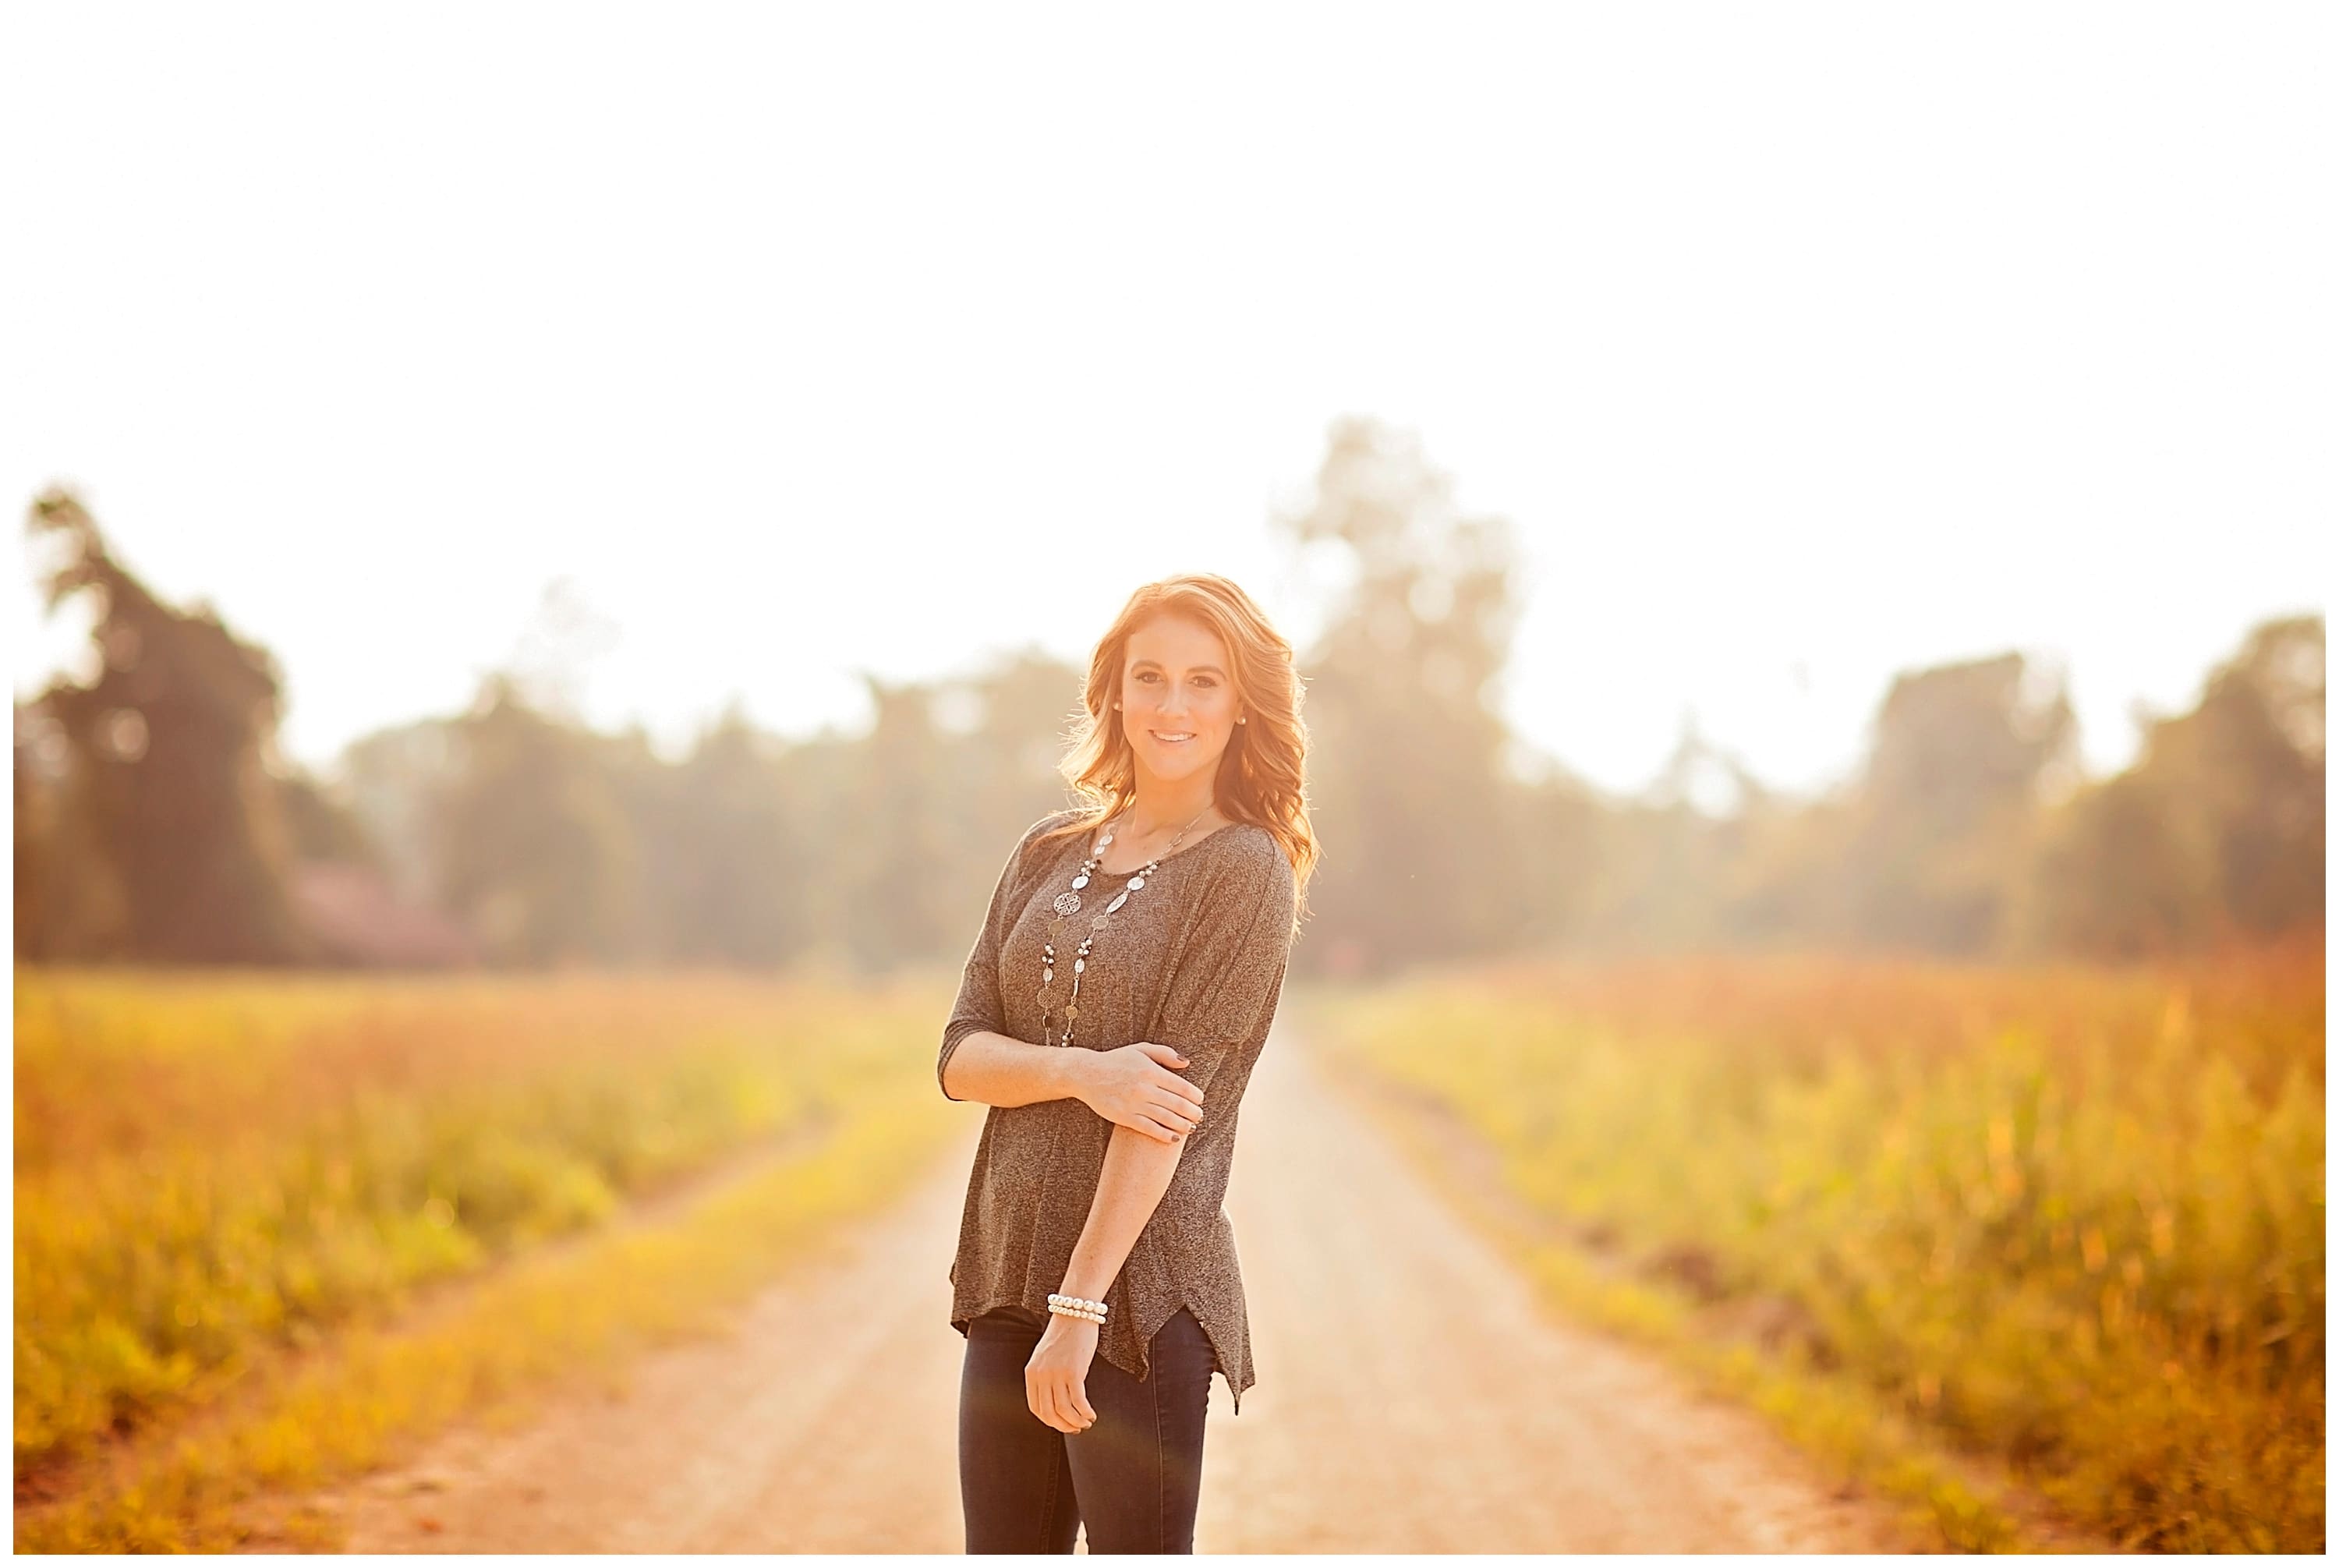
[1076,1042,1205,1143]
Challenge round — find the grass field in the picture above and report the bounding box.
[1300,941,2324,1553]
[16,950,2322,1552]
[13,965,964,1549]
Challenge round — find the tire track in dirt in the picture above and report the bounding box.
[310,1024,1923,1552]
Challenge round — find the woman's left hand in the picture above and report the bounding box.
[1025,1316,1101,1434]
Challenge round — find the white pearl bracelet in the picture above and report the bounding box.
[1047,1293,1108,1323]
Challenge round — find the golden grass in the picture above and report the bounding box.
[1297,941,2324,1553]
[15,1088,959,1552]
[14,964,964,1545]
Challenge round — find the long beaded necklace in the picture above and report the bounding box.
[1039,805,1212,1050]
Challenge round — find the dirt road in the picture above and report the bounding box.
[311,1026,1920,1552]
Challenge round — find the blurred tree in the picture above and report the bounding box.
[1717,787,1863,950]
[337,717,465,907]
[18,454,2314,977]
[2021,613,2323,957]
[1609,715,1783,952]
[640,702,810,967]
[1838,651,2078,955]
[12,703,119,961]
[1502,766,1612,950]
[276,766,382,866]
[912,647,1095,972]
[2174,613,2324,936]
[1272,417,1530,976]
[434,674,639,965]
[945,646,1092,806]
[833,676,961,971]
[2016,766,2210,957]
[19,487,311,963]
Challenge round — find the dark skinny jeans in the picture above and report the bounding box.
[957,1304,1214,1553]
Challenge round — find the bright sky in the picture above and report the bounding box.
[6,4,2329,802]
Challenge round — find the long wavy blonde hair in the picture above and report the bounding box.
[1032,573,1317,938]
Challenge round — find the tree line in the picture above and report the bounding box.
[14,419,2323,975]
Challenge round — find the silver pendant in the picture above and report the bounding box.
[1052,890,1082,916]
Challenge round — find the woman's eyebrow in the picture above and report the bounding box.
[1131,659,1227,677]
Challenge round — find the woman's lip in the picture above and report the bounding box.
[1152,731,1194,742]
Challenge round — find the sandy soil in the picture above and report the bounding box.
[295,1026,1927,1552]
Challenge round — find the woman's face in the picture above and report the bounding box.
[1120,613,1244,788]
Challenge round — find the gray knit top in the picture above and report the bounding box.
[937,806,1299,1415]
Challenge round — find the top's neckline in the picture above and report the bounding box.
[1075,816,1254,879]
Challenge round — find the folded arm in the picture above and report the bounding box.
[938,1028,1096,1108]
[1057,838,1297,1297]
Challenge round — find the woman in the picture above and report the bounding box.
[936,572,1317,1554]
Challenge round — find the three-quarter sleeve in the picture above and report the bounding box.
[1149,837,1299,1096]
[938,814,1060,1101]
